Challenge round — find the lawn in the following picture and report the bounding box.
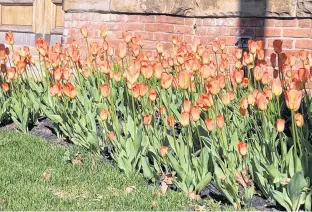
[0,130,197,211]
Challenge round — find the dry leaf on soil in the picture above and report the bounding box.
[234,168,254,188]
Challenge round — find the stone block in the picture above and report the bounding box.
[63,0,110,12]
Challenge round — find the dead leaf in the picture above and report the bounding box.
[0,200,7,205]
[161,181,168,195]
[54,190,73,200]
[280,177,290,185]
[42,169,51,181]
[235,168,253,188]
[151,200,157,209]
[125,185,136,194]
[188,192,201,201]
[71,153,83,165]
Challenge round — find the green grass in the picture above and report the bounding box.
[0,130,195,210]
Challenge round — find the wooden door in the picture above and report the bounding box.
[0,0,64,35]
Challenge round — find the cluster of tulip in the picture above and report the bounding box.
[0,27,312,211]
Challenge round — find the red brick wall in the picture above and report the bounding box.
[63,13,312,59]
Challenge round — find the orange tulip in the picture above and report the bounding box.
[5,31,14,45]
[118,43,127,59]
[63,82,77,99]
[126,65,140,84]
[132,83,147,98]
[177,71,191,90]
[158,106,166,116]
[237,142,248,156]
[182,100,191,114]
[256,40,265,51]
[240,97,248,110]
[221,92,231,105]
[242,78,249,88]
[6,67,16,80]
[149,88,157,101]
[299,50,308,61]
[196,94,214,111]
[233,48,243,60]
[239,107,248,117]
[122,31,132,43]
[272,78,282,96]
[298,68,310,83]
[212,41,219,53]
[190,106,200,122]
[233,70,244,84]
[100,109,109,121]
[180,112,190,127]
[90,41,99,56]
[156,42,164,54]
[273,40,283,54]
[80,26,88,38]
[154,63,163,79]
[50,82,62,97]
[141,65,153,79]
[276,118,285,132]
[216,114,224,129]
[288,55,296,67]
[261,72,270,85]
[295,113,304,127]
[284,90,302,111]
[208,79,220,95]
[107,131,115,141]
[53,68,63,81]
[247,93,256,106]
[254,66,263,81]
[1,82,9,92]
[167,115,175,127]
[160,72,173,89]
[160,146,168,157]
[256,92,268,111]
[100,83,110,98]
[248,40,257,54]
[205,118,214,132]
[143,114,152,125]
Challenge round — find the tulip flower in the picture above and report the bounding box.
[148,88,157,101]
[182,100,192,113]
[80,26,88,38]
[50,82,62,97]
[100,25,108,39]
[63,82,77,99]
[122,31,132,43]
[273,40,283,54]
[256,93,268,111]
[272,78,282,96]
[190,106,200,122]
[240,98,248,110]
[221,92,231,105]
[100,83,111,98]
[208,79,220,95]
[200,118,213,134]
[160,146,168,157]
[248,40,257,54]
[247,93,256,106]
[126,65,140,85]
[233,70,244,84]
[216,114,224,129]
[167,116,175,127]
[177,71,191,90]
[160,72,173,89]
[143,114,152,125]
[299,50,308,61]
[1,82,9,92]
[284,90,302,111]
[154,63,163,79]
[237,142,248,157]
[158,106,166,116]
[295,113,304,127]
[118,42,127,59]
[212,41,219,53]
[141,65,153,79]
[100,109,109,121]
[107,132,115,141]
[6,67,16,80]
[276,118,285,132]
[180,112,190,127]
[5,31,14,45]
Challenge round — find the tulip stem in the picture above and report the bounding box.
[291,111,298,172]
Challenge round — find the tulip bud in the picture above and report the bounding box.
[276,118,285,132]
[190,106,200,122]
[205,118,214,132]
[160,146,168,157]
[216,114,224,129]
[107,132,115,141]
[180,112,190,127]
[295,113,304,127]
[100,83,110,98]
[100,109,109,121]
[143,114,152,125]
[80,26,88,38]
[237,142,248,157]
[1,82,9,92]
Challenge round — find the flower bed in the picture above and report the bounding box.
[0,28,312,211]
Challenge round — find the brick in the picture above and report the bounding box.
[268,39,293,49]
[125,23,145,31]
[230,27,255,36]
[218,36,237,46]
[195,19,203,26]
[256,28,281,37]
[195,27,207,35]
[144,40,158,49]
[265,19,275,27]
[295,40,312,50]
[128,15,139,22]
[298,19,311,28]
[196,36,215,45]
[174,25,193,34]
[100,14,110,22]
[183,35,194,43]
[134,32,154,41]
[240,18,264,27]
[64,13,72,21]
[155,15,185,25]
[283,29,311,38]
[154,33,172,41]
[138,15,156,23]
[203,18,239,27]
[106,23,125,31]
[275,19,297,27]
[185,18,194,26]
[145,24,174,33]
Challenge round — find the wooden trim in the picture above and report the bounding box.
[0,25,33,32]
[0,0,34,3]
[51,0,62,3]
[51,26,63,34]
